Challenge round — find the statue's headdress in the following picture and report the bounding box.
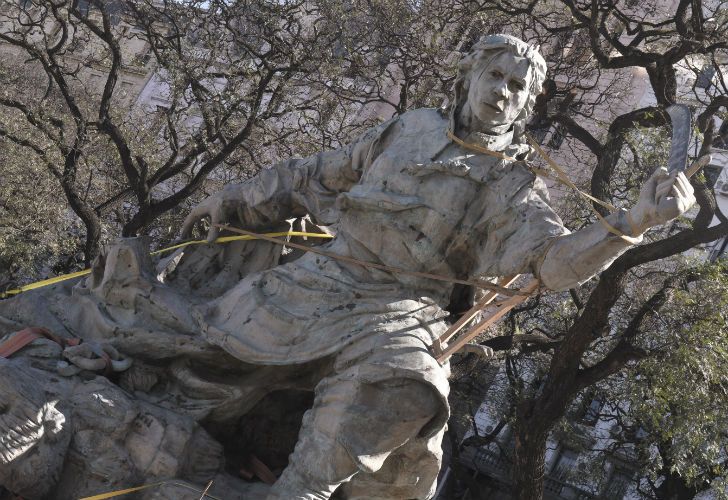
[450,34,548,140]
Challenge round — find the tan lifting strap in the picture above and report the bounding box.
[431,277,540,365]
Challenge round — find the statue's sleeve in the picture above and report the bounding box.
[474,172,645,291]
[233,119,397,228]
[473,176,569,279]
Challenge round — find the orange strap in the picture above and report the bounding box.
[0,327,77,358]
[240,454,277,485]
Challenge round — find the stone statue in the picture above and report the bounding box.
[0,34,695,500]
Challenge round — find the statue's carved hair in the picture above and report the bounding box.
[450,34,548,140]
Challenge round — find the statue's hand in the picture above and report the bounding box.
[181,185,245,242]
[628,167,696,235]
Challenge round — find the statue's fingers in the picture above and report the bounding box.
[644,168,663,191]
[667,186,684,210]
[657,195,681,220]
[207,210,222,243]
[671,173,695,204]
[181,209,203,239]
[655,182,672,201]
[675,172,694,197]
[640,167,668,203]
[670,180,687,202]
[651,166,671,182]
[673,177,696,213]
[655,178,675,203]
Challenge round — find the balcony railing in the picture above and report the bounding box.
[460,447,595,500]
[544,475,595,500]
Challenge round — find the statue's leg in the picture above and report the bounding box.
[334,428,445,499]
[266,373,441,500]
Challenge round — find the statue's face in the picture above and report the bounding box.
[466,51,533,131]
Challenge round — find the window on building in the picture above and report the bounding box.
[105,0,122,25]
[528,116,551,145]
[552,31,572,58]
[551,448,578,482]
[547,124,566,149]
[603,469,632,498]
[696,65,716,90]
[704,164,722,189]
[155,105,171,123]
[713,120,728,150]
[581,396,604,426]
[77,0,91,17]
[119,81,134,99]
[88,73,104,93]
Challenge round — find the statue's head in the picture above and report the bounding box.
[451,34,547,138]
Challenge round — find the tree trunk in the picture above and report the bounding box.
[655,470,701,500]
[60,180,102,267]
[122,205,152,238]
[512,411,548,500]
[645,62,677,106]
[82,218,102,268]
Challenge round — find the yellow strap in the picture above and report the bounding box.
[78,480,223,500]
[149,231,332,255]
[0,269,93,298]
[0,231,333,299]
[79,482,164,500]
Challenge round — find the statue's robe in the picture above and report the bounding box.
[189,108,567,364]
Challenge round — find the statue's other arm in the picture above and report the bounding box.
[537,167,695,291]
[181,119,395,242]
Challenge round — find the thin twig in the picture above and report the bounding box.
[198,480,214,500]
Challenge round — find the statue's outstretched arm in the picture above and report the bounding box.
[537,168,696,291]
[181,120,395,242]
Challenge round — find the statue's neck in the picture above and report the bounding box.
[456,104,512,138]
[455,105,514,152]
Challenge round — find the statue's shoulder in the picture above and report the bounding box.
[396,107,448,127]
[386,108,449,139]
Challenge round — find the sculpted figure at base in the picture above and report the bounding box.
[0,35,694,499]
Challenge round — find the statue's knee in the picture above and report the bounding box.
[268,432,358,500]
[361,378,441,425]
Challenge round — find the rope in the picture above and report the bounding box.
[0,231,333,299]
[446,129,639,243]
[215,225,524,297]
[524,133,639,244]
